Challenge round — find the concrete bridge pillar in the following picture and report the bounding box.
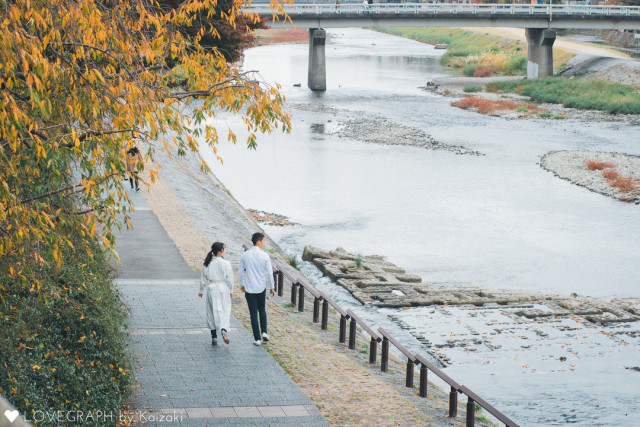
[308,28,326,91]
[525,28,556,79]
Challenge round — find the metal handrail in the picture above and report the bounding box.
[415,353,461,418]
[318,291,348,318]
[459,385,519,427]
[414,354,460,390]
[239,244,517,426]
[377,327,416,362]
[247,3,640,16]
[346,309,381,342]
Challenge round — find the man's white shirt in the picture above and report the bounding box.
[239,246,275,293]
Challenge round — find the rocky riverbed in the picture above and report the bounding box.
[303,245,640,322]
[293,103,482,155]
[246,208,299,226]
[303,245,640,368]
[540,150,640,204]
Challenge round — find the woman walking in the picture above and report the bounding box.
[199,242,234,345]
[126,145,143,191]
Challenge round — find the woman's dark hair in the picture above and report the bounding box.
[126,146,139,155]
[203,242,226,267]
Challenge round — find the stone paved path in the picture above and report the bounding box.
[113,190,327,426]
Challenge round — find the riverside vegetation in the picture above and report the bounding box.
[0,236,131,423]
[486,79,640,115]
[1,0,291,423]
[381,27,640,115]
[380,27,537,76]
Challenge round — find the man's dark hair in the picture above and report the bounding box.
[252,232,265,245]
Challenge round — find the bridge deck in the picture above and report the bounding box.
[252,3,640,29]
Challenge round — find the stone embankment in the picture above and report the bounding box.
[540,150,640,204]
[303,245,640,326]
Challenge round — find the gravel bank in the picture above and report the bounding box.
[294,103,482,155]
[540,150,640,203]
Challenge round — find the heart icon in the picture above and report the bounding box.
[4,409,19,423]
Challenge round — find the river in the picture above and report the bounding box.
[199,28,640,426]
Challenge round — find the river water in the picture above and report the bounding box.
[200,29,640,425]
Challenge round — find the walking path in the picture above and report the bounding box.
[113,190,327,426]
[112,148,475,425]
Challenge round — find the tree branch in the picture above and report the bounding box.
[58,129,150,148]
[19,173,119,205]
[168,71,259,100]
[62,42,136,80]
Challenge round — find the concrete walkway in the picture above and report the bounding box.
[113,190,327,426]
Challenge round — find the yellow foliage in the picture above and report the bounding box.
[0,0,292,282]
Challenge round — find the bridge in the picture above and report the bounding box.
[249,3,640,89]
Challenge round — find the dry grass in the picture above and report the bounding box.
[256,29,309,45]
[609,176,639,193]
[592,163,640,194]
[586,160,616,171]
[602,169,620,180]
[451,97,546,114]
[473,67,495,77]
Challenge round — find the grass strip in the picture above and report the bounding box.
[487,78,640,114]
[377,27,528,75]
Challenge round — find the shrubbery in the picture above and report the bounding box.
[0,237,131,426]
[463,86,482,93]
[487,78,640,114]
[379,28,532,76]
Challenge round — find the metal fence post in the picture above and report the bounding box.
[419,363,428,397]
[313,298,320,323]
[298,284,305,312]
[321,299,328,330]
[406,358,414,388]
[277,271,284,297]
[369,337,377,364]
[348,317,357,349]
[449,386,458,418]
[381,336,389,372]
[466,396,475,427]
[290,282,298,305]
[339,315,347,343]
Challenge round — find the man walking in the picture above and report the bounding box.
[239,233,276,346]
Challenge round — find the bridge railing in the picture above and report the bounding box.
[240,244,519,426]
[248,3,640,16]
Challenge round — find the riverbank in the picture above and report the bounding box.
[129,146,489,425]
[255,28,309,45]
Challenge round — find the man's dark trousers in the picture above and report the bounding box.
[245,290,267,341]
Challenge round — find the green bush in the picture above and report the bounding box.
[287,255,300,271]
[516,106,529,112]
[507,55,528,74]
[486,78,640,114]
[463,64,479,77]
[463,86,482,93]
[0,237,131,426]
